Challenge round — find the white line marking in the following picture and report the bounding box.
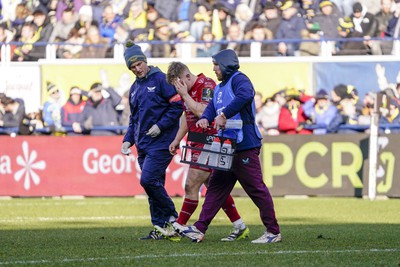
[0,215,148,223]
[0,249,399,265]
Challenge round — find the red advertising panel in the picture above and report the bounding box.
[0,136,187,197]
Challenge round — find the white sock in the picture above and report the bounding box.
[233,219,245,230]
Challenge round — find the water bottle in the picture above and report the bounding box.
[225,119,243,129]
[208,137,221,167]
[197,144,211,165]
[218,139,233,169]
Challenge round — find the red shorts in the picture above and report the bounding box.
[189,142,212,172]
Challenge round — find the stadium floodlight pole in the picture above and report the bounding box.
[368,93,382,201]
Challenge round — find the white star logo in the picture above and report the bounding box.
[14,141,46,190]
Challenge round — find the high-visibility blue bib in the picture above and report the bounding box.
[213,72,244,143]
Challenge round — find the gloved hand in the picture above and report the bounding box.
[121,141,132,155]
[146,124,161,138]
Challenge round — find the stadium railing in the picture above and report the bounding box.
[1,36,400,62]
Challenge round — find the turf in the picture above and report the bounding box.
[0,197,399,266]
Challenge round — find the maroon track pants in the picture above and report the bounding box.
[194,147,280,235]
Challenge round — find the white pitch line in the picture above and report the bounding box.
[0,249,399,265]
[0,215,149,223]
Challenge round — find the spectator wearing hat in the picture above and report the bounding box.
[312,0,342,38]
[61,86,87,132]
[299,22,322,56]
[327,97,362,133]
[151,18,175,58]
[120,40,182,240]
[72,82,122,135]
[350,2,381,54]
[334,17,370,55]
[73,4,95,37]
[275,0,307,56]
[278,88,313,134]
[259,2,282,38]
[303,89,338,134]
[42,82,64,130]
[331,83,361,110]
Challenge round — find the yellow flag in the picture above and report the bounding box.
[211,9,223,41]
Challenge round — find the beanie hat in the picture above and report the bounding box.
[353,2,363,13]
[280,0,295,11]
[316,89,329,100]
[285,88,301,101]
[319,0,333,9]
[47,82,58,95]
[124,40,147,69]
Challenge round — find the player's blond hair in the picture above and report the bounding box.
[166,61,190,84]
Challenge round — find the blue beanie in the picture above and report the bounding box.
[124,40,147,69]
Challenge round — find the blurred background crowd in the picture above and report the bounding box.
[1,74,400,136]
[1,0,400,60]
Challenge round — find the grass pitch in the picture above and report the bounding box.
[1,196,399,267]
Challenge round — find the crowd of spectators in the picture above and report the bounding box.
[255,78,400,135]
[1,0,400,60]
[2,74,400,136]
[0,82,127,135]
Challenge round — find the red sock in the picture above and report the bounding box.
[176,198,199,225]
[221,195,241,223]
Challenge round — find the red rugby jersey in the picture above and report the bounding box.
[184,73,216,135]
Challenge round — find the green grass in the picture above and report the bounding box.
[1,197,399,266]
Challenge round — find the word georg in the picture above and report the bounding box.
[83,148,136,174]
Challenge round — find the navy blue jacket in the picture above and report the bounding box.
[201,50,261,151]
[123,66,182,151]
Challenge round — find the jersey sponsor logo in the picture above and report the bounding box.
[202,88,214,102]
